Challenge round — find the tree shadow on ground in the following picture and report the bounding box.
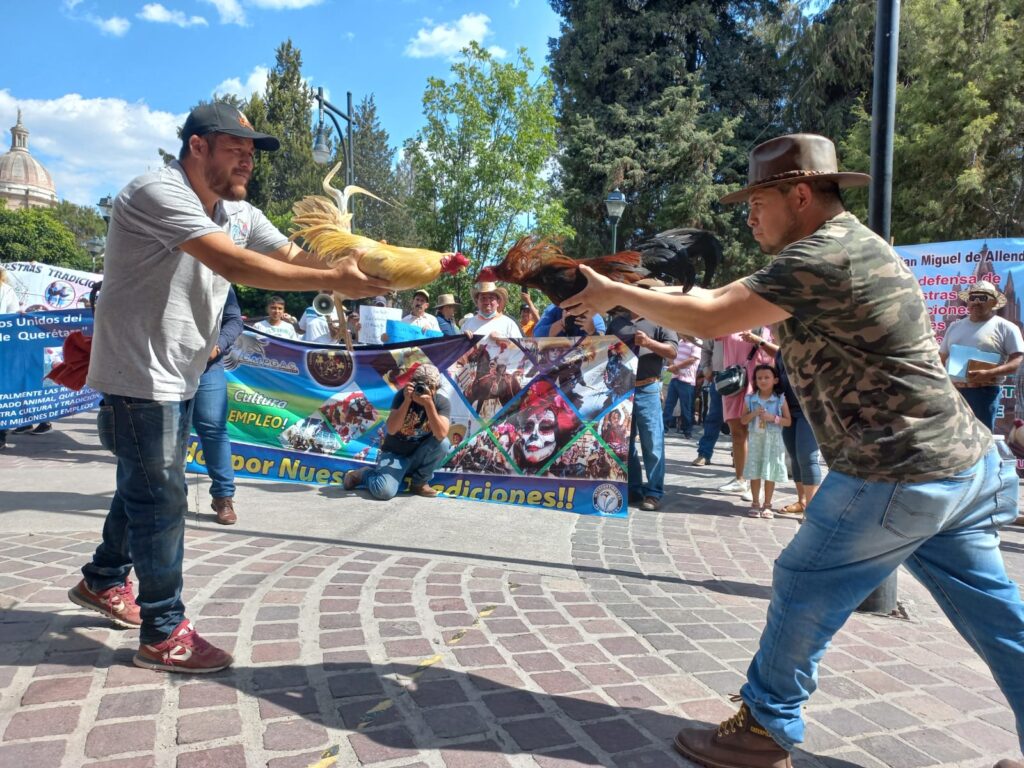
[1,607,867,768]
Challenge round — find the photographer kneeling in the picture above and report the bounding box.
[343,363,450,499]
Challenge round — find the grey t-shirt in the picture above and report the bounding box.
[87,161,287,400]
[939,315,1024,385]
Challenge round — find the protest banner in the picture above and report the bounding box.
[186,330,635,516]
[894,237,1024,469]
[358,305,401,344]
[0,261,101,311]
[0,309,101,428]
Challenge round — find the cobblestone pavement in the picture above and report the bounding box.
[1,422,1022,768]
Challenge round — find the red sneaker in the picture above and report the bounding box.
[134,620,233,674]
[68,578,142,628]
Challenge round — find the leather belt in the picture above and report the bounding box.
[635,376,660,387]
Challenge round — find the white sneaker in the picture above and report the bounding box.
[719,478,746,493]
[740,487,753,502]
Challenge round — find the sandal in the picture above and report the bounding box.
[747,504,762,518]
[760,504,775,519]
[779,501,805,517]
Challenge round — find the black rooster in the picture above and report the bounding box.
[635,228,722,292]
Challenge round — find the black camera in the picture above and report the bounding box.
[413,383,430,396]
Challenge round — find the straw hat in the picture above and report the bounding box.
[433,293,460,310]
[471,281,509,304]
[958,279,1007,309]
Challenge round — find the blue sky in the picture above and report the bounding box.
[2,0,562,208]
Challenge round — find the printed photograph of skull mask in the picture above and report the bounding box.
[505,380,579,475]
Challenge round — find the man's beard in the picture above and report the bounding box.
[757,207,803,255]
[205,165,248,202]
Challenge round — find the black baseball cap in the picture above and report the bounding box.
[181,102,280,152]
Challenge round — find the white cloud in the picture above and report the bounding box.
[405,13,494,59]
[487,45,507,59]
[138,3,208,27]
[0,91,184,207]
[90,14,131,36]
[212,65,270,99]
[203,0,246,25]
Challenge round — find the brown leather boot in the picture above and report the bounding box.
[211,497,236,525]
[411,484,439,498]
[674,701,793,768]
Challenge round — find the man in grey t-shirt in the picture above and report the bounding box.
[69,102,390,674]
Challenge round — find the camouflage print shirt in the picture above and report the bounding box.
[742,211,990,482]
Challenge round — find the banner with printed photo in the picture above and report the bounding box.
[0,309,102,428]
[894,237,1024,470]
[185,330,636,517]
[1,262,101,311]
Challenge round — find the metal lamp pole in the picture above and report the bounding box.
[605,188,627,251]
[857,0,902,617]
[311,87,355,207]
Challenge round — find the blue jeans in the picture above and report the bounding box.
[364,436,450,500]
[781,411,823,486]
[663,379,695,436]
[697,386,723,460]
[959,385,1000,430]
[628,381,665,499]
[192,364,235,499]
[741,443,1024,752]
[83,395,193,644]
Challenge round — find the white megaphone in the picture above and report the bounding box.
[312,293,336,316]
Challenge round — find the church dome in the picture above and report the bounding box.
[0,110,58,210]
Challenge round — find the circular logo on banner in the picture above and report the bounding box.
[592,483,624,515]
[306,349,354,388]
[45,280,75,308]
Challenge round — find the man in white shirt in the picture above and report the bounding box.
[401,289,441,333]
[461,281,521,338]
[298,294,339,343]
[253,295,299,340]
[939,279,1024,430]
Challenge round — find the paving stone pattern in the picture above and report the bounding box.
[1,433,1022,767]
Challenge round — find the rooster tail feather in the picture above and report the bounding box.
[582,250,644,276]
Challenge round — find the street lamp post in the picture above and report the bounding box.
[311,87,355,210]
[85,237,105,272]
[604,188,627,252]
[87,195,114,273]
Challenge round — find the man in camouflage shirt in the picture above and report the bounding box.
[562,134,1023,768]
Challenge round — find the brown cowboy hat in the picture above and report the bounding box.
[720,133,871,204]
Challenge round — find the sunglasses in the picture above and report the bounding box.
[967,293,993,303]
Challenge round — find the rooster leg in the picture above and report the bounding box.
[332,291,354,352]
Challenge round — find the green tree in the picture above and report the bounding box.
[262,39,321,217]
[0,208,91,269]
[47,200,106,247]
[842,0,1024,242]
[548,0,785,268]
[405,42,570,302]
[349,95,419,246]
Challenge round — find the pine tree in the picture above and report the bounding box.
[547,0,784,273]
[262,39,321,217]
